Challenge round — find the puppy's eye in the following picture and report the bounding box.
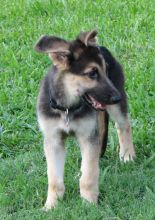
[88,68,99,79]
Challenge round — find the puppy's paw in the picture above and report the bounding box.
[80,190,98,204]
[119,149,136,162]
[43,187,65,211]
[43,199,57,211]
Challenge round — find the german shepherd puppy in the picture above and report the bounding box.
[34,30,135,210]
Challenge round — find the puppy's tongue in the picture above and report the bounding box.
[84,94,106,111]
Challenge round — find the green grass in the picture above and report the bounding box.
[0,0,155,219]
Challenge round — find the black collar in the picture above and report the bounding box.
[50,97,84,112]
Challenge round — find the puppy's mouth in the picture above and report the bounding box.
[83,94,106,111]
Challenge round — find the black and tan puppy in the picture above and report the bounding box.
[35,30,135,210]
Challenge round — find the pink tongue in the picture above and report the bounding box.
[89,96,106,109]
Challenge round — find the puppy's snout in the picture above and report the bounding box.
[110,95,122,104]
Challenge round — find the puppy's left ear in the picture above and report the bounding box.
[77,29,98,46]
[34,35,70,70]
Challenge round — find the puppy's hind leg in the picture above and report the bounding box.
[43,132,65,210]
[107,104,136,162]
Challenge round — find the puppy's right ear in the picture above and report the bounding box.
[34,35,70,69]
[77,29,98,46]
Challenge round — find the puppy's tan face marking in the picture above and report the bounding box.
[63,71,98,104]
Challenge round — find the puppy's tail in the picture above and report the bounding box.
[100,111,109,157]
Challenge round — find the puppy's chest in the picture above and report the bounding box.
[59,113,73,133]
[57,112,97,135]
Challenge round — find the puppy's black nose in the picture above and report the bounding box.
[110,95,121,104]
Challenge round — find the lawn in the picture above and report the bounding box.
[0,0,155,219]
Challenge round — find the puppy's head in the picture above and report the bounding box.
[35,30,121,110]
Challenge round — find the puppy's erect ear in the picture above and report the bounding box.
[77,29,98,46]
[34,35,70,69]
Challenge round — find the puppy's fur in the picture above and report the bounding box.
[35,30,135,210]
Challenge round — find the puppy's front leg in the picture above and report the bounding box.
[107,104,136,162]
[43,134,65,210]
[77,135,100,203]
